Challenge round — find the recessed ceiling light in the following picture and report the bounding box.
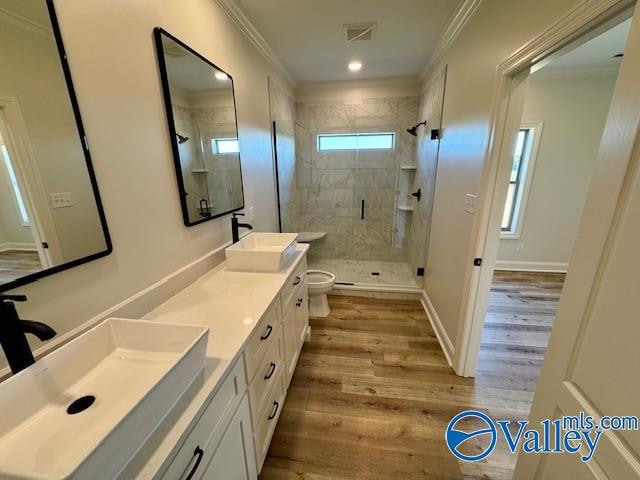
[348,61,362,72]
[215,71,229,81]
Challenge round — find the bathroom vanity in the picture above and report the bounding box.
[120,243,310,479]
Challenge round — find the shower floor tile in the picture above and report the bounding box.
[307,258,420,287]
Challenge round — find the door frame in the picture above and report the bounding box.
[453,0,637,377]
[0,95,63,267]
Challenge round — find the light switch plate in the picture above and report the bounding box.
[247,205,255,222]
[464,194,477,214]
[50,192,74,209]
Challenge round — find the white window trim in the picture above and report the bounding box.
[501,120,543,240]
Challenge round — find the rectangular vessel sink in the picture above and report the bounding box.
[0,318,208,480]
[225,232,298,272]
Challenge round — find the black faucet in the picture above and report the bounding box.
[231,212,253,243]
[0,294,56,375]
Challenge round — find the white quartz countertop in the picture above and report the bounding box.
[120,244,308,479]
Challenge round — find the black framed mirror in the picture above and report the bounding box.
[154,28,245,226]
[0,0,111,292]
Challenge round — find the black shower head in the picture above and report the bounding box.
[176,133,189,144]
[406,120,427,136]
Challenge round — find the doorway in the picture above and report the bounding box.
[475,19,630,396]
[0,103,54,283]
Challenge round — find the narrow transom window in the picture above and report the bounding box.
[317,132,395,151]
[211,138,240,155]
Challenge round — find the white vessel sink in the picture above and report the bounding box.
[0,318,208,480]
[225,232,298,272]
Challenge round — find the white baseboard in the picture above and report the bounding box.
[0,241,230,381]
[494,260,568,273]
[0,242,37,252]
[420,290,454,367]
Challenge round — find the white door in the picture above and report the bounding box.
[200,396,257,480]
[514,9,640,479]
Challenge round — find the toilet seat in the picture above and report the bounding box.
[306,269,335,287]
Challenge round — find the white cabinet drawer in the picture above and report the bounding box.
[248,325,284,427]
[244,300,280,382]
[280,259,306,314]
[162,358,247,480]
[253,366,285,471]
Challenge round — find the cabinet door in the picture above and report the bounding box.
[282,304,297,386]
[294,285,309,347]
[199,396,257,480]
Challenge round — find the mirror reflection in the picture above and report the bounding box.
[0,0,110,290]
[155,29,245,226]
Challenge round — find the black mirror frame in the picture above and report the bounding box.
[153,27,245,227]
[0,0,112,293]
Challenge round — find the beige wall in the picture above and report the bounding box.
[423,0,586,345]
[6,0,291,355]
[0,18,105,261]
[497,74,618,267]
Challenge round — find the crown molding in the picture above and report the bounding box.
[420,0,482,81]
[0,6,52,42]
[215,0,296,87]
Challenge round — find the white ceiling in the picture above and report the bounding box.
[236,0,463,83]
[537,18,631,76]
[162,37,231,92]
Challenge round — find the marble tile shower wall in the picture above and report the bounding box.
[172,102,241,218]
[292,97,419,263]
[192,106,242,214]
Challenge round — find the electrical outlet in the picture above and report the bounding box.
[464,194,477,214]
[516,243,525,252]
[247,206,255,222]
[50,192,74,209]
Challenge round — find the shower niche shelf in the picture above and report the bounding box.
[397,205,414,212]
[400,165,417,170]
[191,168,210,174]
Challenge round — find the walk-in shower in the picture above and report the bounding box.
[268,78,444,290]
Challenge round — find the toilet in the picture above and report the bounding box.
[306,270,336,317]
[296,231,335,317]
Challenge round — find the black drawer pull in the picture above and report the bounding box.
[268,401,279,420]
[260,324,273,341]
[264,362,276,380]
[293,276,301,286]
[185,446,204,480]
[296,298,303,307]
